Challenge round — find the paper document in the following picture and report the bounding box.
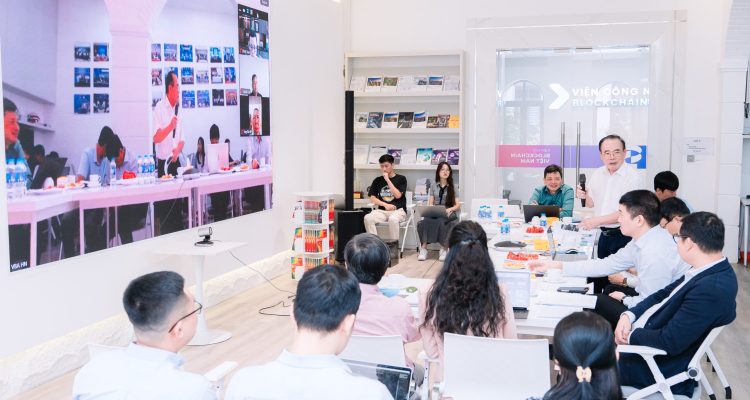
[535,305,582,319]
[537,291,597,309]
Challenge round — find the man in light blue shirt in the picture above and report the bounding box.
[73,271,215,400]
[77,126,114,185]
[530,190,689,328]
[226,265,393,400]
[528,164,574,217]
[4,98,30,186]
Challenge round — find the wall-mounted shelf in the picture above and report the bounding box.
[20,122,54,133]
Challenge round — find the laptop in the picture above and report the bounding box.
[343,359,412,400]
[495,270,531,319]
[522,204,561,223]
[415,205,446,219]
[205,143,229,173]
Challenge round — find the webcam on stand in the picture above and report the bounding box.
[195,227,214,247]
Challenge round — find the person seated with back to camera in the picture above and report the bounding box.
[528,164,574,218]
[417,161,461,261]
[225,264,393,400]
[605,197,691,297]
[615,212,737,397]
[73,271,215,399]
[420,220,517,381]
[527,311,622,400]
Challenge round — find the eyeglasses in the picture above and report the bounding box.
[672,234,687,244]
[602,150,624,157]
[168,300,203,332]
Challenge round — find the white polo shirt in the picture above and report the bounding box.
[587,163,641,227]
[152,97,184,160]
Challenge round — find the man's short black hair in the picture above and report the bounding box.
[106,134,124,160]
[680,212,724,253]
[544,164,562,178]
[209,124,220,141]
[660,197,690,221]
[598,134,626,152]
[654,171,679,192]
[293,264,361,333]
[32,145,45,158]
[345,233,390,285]
[252,74,257,81]
[49,151,60,159]
[619,190,661,227]
[123,271,186,332]
[98,126,115,147]
[165,71,177,94]
[224,138,230,143]
[3,97,17,114]
[379,154,394,164]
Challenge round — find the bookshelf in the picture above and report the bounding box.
[291,192,335,280]
[345,52,464,201]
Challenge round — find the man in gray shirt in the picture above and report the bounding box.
[226,265,393,400]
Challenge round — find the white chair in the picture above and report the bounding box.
[87,343,238,398]
[619,326,727,400]
[339,335,408,367]
[704,346,732,399]
[427,333,551,399]
[368,190,419,257]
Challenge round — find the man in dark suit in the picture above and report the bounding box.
[615,212,737,396]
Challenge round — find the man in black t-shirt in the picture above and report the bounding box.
[364,154,408,240]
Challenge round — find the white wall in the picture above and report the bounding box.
[0,0,345,358]
[348,0,732,213]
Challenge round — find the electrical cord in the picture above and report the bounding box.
[228,249,295,317]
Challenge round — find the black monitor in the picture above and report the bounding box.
[522,204,560,223]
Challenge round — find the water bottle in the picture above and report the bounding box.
[110,159,117,183]
[540,213,548,228]
[136,156,143,179]
[497,204,505,220]
[502,218,510,235]
[14,160,26,198]
[6,160,16,199]
[149,155,156,182]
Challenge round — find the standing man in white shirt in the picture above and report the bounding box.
[73,271,215,400]
[577,134,641,292]
[226,264,393,400]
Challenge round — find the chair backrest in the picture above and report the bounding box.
[339,335,407,368]
[687,325,725,370]
[443,333,550,399]
[405,191,414,209]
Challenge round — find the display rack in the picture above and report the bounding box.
[291,192,335,279]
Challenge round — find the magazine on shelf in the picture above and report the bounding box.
[416,148,433,165]
[397,112,414,128]
[412,76,428,92]
[383,112,398,129]
[388,148,402,165]
[368,146,388,164]
[354,144,370,165]
[448,115,460,129]
[367,112,383,128]
[427,75,444,92]
[401,148,417,165]
[432,149,447,165]
[413,111,427,128]
[366,76,383,92]
[444,75,460,91]
[350,76,366,92]
[382,76,398,92]
[426,115,439,129]
[437,114,450,128]
[354,112,368,129]
[397,75,414,92]
[448,148,460,165]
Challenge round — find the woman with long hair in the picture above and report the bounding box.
[417,161,460,261]
[542,311,622,400]
[420,220,517,380]
[192,136,206,172]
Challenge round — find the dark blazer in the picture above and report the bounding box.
[619,258,737,396]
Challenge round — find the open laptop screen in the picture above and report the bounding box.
[343,359,412,400]
[495,270,531,309]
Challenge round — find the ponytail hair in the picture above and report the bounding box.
[543,311,622,400]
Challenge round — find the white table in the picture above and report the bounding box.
[742,198,750,267]
[156,241,244,345]
[190,169,272,225]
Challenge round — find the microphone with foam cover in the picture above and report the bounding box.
[579,174,586,207]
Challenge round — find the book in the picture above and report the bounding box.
[397,75,414,92]
[448,115,460,129]
[426,115,439,129]
[412,76,428,92]
[350,76,366,92]
[366,112,383,128]
[388,148,402,165]
[432,149,447,165]
[444,75,460,91]
[437,114,450,128]
[354,144,370,165]
[383,112,398,129]
[368,145,387,164]
[413,111,427,128]
[416,148,433,165]
[448,148,460,165]
[397,112,414,128]
[354,112,369,129]
[401,148,417,165]
[365,76,383,92]
[382,76,398,92]
[427,75,444,92]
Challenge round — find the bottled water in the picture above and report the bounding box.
[148,155,156,182]
[501,218,510,235]
[6,160,16,199]
[14,160,27,198]
[136,156,143,179]
[540,213,548,228]
[110,159,117,183]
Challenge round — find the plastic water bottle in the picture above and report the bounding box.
[136,156,143,179]
[149,155,156,182]
[540,213,548,228]
[497,205,505,220]
[502,218,510,235]
[16,160,27,197]
[6,160,16,199]
[110,159,117,183]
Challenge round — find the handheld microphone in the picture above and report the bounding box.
[579,174,586,207]
[173,104,179,138]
